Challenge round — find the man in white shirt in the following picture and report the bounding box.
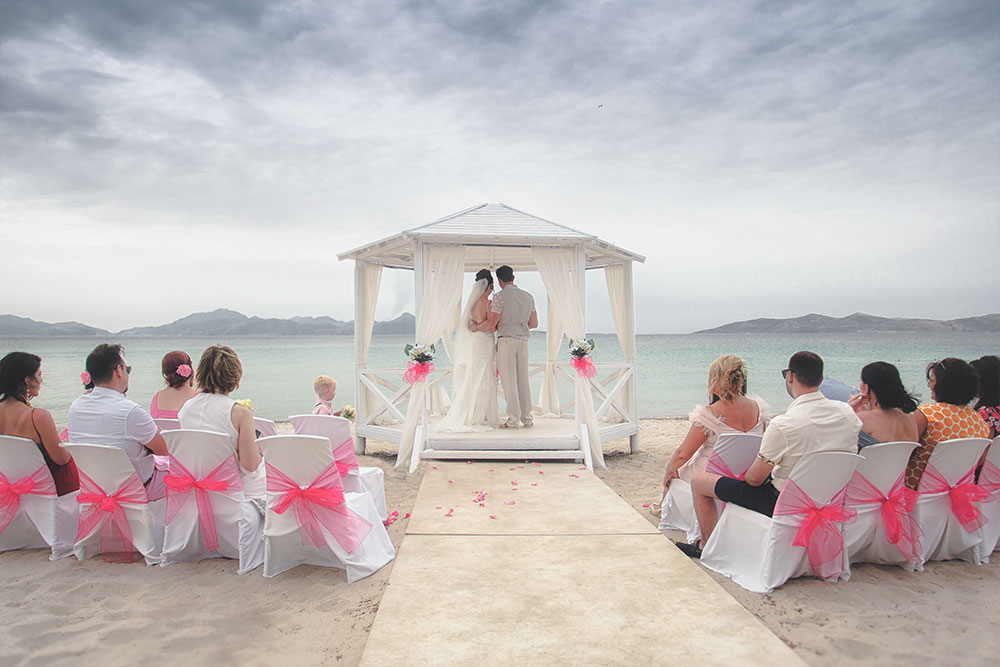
[68,344,168,500]
[481,265,538,428]
[677,351,862,558]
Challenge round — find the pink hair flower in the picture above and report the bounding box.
[80,371,91,385]
[176,364,193,378]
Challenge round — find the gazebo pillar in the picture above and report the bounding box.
[353,260,367,454]
[624,260,640,453]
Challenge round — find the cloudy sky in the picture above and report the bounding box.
[1,0,997,334]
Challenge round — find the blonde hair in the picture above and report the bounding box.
[313,375,336,395]
[707,355,747,402]
[195,345,243,395]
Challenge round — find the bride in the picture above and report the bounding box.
[437,269,501,432]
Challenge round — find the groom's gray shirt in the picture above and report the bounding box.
[492,285,535,340]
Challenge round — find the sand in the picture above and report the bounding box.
[1,418,996,666]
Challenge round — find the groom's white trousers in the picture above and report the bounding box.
[497,337,533,427]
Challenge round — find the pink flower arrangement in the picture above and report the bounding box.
[80,371,91,385]
[176,364,193,378]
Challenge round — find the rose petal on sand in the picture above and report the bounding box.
[479,503,485,507]
[489,515,498,519]
[539,471,544,475]
[435,506,442,510]
[448,480,454,483]
[466,461,473,464]
[432,466,439,470]
[444,508,454,517]
[531,483,538,486]
[642,503,650,508]
[404,513,410,519]
[504,501,515,505]
[579,466,587,470]
[511,481,518,485]
[569,474,579,478]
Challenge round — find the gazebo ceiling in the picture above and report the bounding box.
[338,203,645,271]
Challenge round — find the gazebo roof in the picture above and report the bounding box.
[338,203,645,271]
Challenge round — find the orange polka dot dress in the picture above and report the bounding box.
[905,402,990,489]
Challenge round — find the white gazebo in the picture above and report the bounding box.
[338,203,645,471]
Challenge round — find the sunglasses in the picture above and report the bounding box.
[781,368,792,379]
[121,364,132,375]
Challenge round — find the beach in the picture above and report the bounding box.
[1,418,996,666]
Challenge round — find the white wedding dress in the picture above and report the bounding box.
[437,280,501,433]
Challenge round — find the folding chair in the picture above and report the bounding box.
[257,435,394,581]
[912,437,992,565]
[63,443,165,565]
[0,435,78,560]
[659,432,762,543]
[843,441,922,570]
[159,429,265,574]
[254,418,278,438]
[701,451,862,593]
[289,414,388,521]
[977,436,1000,562]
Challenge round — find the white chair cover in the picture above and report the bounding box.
[63,443,165,565]
[257,435,394,581]
[842,441,922,570]
[701,451,862,593]
[254,418,278,438]
[154,418,181,430]
[0,435,78,560]
[977,437,1000,562]
[912,437,991,566]
[159,430,265,574]
[289,414,388,522]
[659,433,762,543]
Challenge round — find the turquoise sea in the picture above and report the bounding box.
[2,332,997,427]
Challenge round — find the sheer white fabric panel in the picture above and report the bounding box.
[538,297,564,417]
[603,262,635,423]
[355,261,390,426]
[532,246,605,469]
[397,244,466,469]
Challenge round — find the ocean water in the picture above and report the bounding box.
[2,332,997,427]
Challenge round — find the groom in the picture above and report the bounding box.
[482,265,538,428]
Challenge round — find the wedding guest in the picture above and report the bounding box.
[312,375,341,416]
[662,355,770,493]
[178,345,264,499]
[0,352,78,495]
[906,358,990,490]
[68,344,167,498]
[847,362,920,448]
[970,355,999,438]
[149,350,197,419]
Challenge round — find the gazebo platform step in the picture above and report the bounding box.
[419,449,585,461]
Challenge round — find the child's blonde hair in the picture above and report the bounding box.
[313,375,337,395]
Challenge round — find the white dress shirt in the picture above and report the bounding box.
[68,386,159,483]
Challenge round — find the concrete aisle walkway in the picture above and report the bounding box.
[360,462,805,667]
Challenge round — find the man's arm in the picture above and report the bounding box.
[743,456,774,487]
[528,310,538,329]
[143,431,168,457]
[130,406,168,456]
[475,309,501,332]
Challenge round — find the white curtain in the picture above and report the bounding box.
[537,296,564,416]
[397,244,466,470]
[355,261,385,428]
[532,246,605,469]
[603,262,635,424]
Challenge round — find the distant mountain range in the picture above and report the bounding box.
[695,312,1000,334]
[0,309,416,336]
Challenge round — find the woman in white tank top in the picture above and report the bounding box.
[178,345,265,500]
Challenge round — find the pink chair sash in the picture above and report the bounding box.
[76,470,148,563]
[918,464,994,533]
[332,438,359,478]
[164,456,243,552]
[845,471,922,563]
[0,466,56,533]
[265,460,372,553]
[403,361,434,384]
[774,480,856,579]
[979,460,1000,494]
[705,451,746,480]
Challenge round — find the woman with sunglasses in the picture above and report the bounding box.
[905,358,990,490]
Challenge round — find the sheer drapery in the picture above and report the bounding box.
[397,244,466,470]
[537,297,564,416]
[532,247,605,469]
[602,262,635,423]
[355,261,389,428]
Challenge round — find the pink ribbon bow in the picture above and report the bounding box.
[0,467,56,534]
[570,355,596,378]
[76,470,148,563]
[266,460,372,553]
[332,438,359,478]
[979,460,1000,494]
[774,480,856,580]
[918,464,994,533]
[705,451,747,480]
[164,456,243,552]
[403,361,434,384]
[845,471,922,563]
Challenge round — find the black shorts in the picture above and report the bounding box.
[715,477,780,517]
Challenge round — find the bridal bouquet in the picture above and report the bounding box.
[235,398,256,413]
[568,338,597,378]
[403,343,435,383]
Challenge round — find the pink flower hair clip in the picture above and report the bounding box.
[176,364,193,378]
[80,371,91,385]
